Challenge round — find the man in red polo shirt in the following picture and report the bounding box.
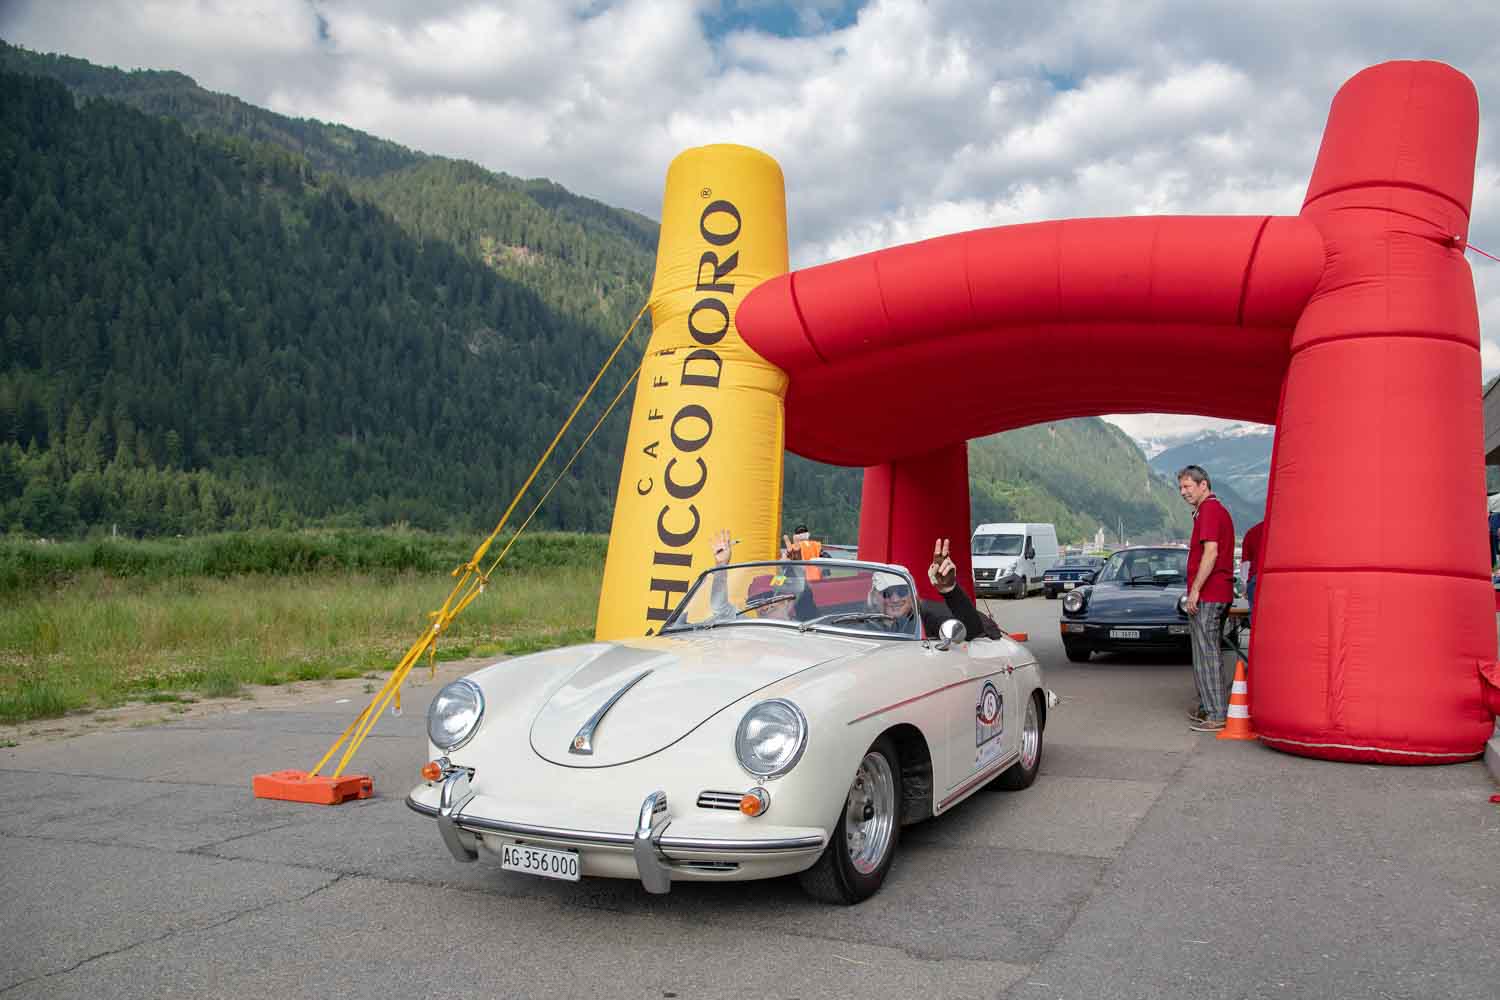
[1240,519,1265,625]
[1178,465,1236,732]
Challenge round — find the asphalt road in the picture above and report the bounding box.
[3,594,1498,999]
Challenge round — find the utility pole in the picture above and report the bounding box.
[1118,515,1124,547]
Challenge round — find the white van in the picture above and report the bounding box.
[971,522,1060,599]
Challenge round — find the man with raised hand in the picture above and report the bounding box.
[870,538,987,640]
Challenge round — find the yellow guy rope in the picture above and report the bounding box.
[309,305,649,779]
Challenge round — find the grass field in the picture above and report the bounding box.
[0,530,605,723]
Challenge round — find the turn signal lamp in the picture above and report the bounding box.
[739,788,770,817]
[421,760,443,782]
[1010,632,1029,642]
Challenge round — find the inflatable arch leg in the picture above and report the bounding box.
[1251,62,1495,762]
[859,442,973,602]
[595,146,790,640]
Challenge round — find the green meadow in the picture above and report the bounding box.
[0,530,606,723]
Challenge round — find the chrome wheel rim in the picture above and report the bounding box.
[844,751,896,875]
[1019,696,1040,771]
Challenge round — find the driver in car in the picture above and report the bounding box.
[872,539,989,639]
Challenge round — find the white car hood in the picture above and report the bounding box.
[529,627,866,767]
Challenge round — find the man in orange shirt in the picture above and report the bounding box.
[782,523,825,580]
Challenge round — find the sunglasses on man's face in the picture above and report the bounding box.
[880,585,911,599]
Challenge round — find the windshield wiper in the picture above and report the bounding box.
[798,611,899,632]
[735,593,796,617]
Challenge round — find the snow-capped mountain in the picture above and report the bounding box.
[1146,424,1275,514]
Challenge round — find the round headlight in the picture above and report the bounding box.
[1177,594,1190,616]
[735,699,808,779]
[427,679,484,751]
[1062,590,1086,613]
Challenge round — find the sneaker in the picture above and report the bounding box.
[1187,707,1208,723]
[1190,718,1227,732]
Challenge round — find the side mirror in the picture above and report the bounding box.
[1025,547,1035,560]
[936,618,967,651]
[1083,571,1097,583]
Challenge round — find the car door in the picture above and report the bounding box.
[942,639,1021,799]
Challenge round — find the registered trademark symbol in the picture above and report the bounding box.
[700,187,712,199]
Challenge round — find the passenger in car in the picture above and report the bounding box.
[709,528,818,620]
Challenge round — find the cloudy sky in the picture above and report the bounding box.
[3,0,1498,446]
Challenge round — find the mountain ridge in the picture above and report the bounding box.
[0,39,1213,546]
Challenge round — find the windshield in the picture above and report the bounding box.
[1098,549,1188,585]
[972,533,1023,556]
[1058,556,1101,568]
[660,561,921,639]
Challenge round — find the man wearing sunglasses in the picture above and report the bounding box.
[872,538,988,640]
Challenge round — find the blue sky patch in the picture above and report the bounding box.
[702,0,864,40]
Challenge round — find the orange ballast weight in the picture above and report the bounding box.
[252,769,373,805]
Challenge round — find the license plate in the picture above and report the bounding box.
[1063,582,1075,590]
[1109,629,1141,639]
[501,843,580,881]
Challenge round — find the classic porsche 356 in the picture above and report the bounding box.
[408,558,1055,903]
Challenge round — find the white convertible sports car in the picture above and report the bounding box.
[407,558,1055,903]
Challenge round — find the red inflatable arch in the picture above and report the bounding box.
[737,60,1499,764]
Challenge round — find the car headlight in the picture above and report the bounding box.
[1177,594,1189,616]
[1062,589,1086,613]
[735,699,808,779]
[427,679,484,751]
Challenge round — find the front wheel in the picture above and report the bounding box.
[1063,640,1091,662]
[993,692,1044,791]
[799,735,902,905]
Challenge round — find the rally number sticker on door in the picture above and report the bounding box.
[975,680,1004,767]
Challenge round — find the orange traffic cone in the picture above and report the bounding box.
[1217,658,1257,741]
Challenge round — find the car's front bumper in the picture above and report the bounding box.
[975,574,1024,597]
[407,765,827,893]
[1059,619,1191,652]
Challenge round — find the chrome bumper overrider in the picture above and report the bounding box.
[407,765,825,895]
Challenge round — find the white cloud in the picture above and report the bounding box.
[4,0,1499,442]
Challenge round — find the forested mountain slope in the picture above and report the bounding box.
[969,419,1193,544]
[0,70,633,535]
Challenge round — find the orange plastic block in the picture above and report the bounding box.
[252,769,373,805]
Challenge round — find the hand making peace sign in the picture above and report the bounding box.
[928,537,958,594]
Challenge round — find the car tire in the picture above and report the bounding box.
[799,735,902,905]
[1063,641,1091,662]
[992,691,1044,791]
[1045,588,1057,600]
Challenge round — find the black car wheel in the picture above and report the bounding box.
[1063,640,1091,662]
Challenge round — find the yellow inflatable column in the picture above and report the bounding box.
[595,145,790,639]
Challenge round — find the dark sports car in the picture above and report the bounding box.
[1041,555,1105,599]
[1057,546,1192,662]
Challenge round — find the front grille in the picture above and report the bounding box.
[697,790,744,810]
[973,568,996,581]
